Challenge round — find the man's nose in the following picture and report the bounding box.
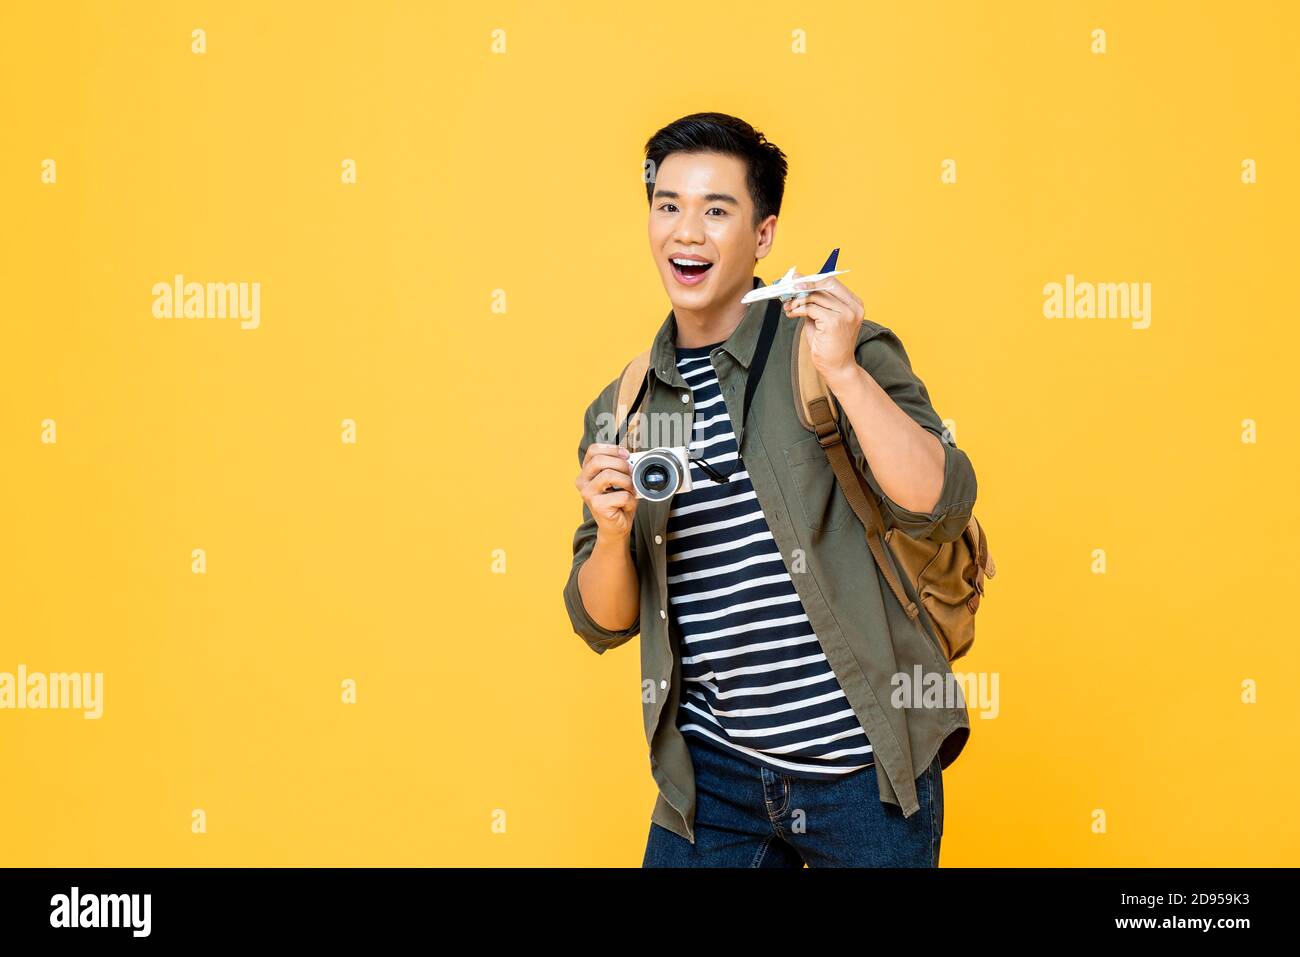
[672,217,706,245]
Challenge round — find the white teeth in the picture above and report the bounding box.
[672,258,710,267]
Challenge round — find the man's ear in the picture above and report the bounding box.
[754,214,778,259]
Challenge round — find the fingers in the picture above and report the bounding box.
[789,298,842,326]
[796,285,857,313]
[584,442,629,465]
[577,443,631,489]
[586,466,635,497]
[592,489,635,513]
[825,277,863,312]
[787,289,861,321]
[581,451,631,484]
[792,279,864,318]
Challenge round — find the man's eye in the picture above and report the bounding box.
[659,203,678,212]
[706,208,726,216]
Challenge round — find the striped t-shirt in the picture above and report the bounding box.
[668,340,875,780]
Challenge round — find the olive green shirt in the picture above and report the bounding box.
[563,275,977,845]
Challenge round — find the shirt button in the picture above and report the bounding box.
[680,393,689,403]
[659,609,666,619]
[654,534,663,545]
[660,679,668,689]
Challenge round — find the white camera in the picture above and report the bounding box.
[626,446,693,501]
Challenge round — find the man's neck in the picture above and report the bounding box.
[673,278,751,348]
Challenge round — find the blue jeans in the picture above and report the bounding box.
[642,732,944,867]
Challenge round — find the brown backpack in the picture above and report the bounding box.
[790,317,995,662]
[612,320,995,663]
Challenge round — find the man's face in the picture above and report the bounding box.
[648,151,772,315]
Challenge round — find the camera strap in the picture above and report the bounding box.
[691,296,780,484]
[615,296,782,476]
[741,297,781,433]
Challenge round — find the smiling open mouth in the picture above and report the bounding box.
[670,257,714,284]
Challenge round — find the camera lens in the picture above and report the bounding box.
[643,464,670,493]
[631,450,683,502]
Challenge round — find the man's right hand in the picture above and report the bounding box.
[575,442,639,540]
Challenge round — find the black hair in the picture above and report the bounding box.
[643,112,788,228]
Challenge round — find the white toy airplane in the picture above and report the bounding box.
[741,248,851,304]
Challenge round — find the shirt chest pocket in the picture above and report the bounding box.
[783,435,854,533]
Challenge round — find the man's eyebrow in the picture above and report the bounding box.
[651,189,740,205]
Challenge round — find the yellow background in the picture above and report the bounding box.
[1,1,1296,866]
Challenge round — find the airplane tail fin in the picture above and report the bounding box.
[818,248,840,273]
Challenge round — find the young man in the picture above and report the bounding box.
[563,112,977,867]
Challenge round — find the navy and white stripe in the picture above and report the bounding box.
[668,341,874,779]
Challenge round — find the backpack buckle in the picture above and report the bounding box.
[809,399,841,448]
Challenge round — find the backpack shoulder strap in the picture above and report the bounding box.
[790,316,919,620]
[791,315,836,432]
[615,348,651,449]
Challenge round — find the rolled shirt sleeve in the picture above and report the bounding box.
[562,382,641,653]
[841,325,978,544]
